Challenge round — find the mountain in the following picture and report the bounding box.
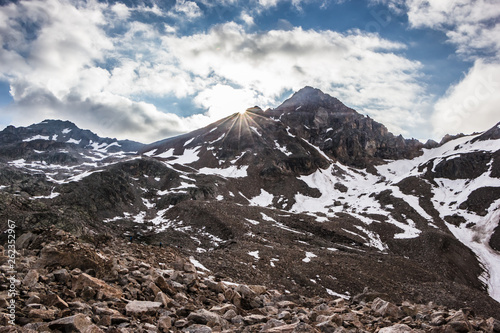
[1,88,500,319]
[266,87,432,168]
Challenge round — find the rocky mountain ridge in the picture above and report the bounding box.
[1,87,500,323]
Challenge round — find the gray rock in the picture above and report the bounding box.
[125,301,162,316]
[378,324,413,333]
[371,298,403,319]
[48,314,93,332]
[22,269,39,288]
[53,268,70,283]
[182,324,212,333]
[187,309,222,325]
[243,314,268,325]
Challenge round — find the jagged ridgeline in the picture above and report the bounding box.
[1,87,500,321]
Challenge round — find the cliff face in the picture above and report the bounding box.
[267,87,424,168]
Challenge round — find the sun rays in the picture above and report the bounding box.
[214,107,272,152]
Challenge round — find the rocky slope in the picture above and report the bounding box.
[266,87,431,168]
[1,227,500,332]
[1,88,500,321]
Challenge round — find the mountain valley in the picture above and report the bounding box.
[1,87,500,327]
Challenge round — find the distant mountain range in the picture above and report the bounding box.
[1,87,500,317]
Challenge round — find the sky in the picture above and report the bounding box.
[0,0,499,144]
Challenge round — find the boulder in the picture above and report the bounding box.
[53,268,70,283]
[41,294,69,309]
[125,300,162,316]
[72,273,122,299]
[371,298,403,319]
[182,324,212,333]
[158,315,172,332]
[378,324,413,333]
[187,309,222,326]
[22,269,39,288]
[48,314,93,332]
[243,314,268,325]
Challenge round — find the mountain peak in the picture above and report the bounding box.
[278,86,344,110]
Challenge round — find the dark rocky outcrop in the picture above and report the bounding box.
[266,87,424,167]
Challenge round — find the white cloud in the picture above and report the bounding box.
[240,11,255,26]
[376,0,500,60]
[162,23,424,135]
[373,0,500,137]
[171,0,203,18]
[111,3,131,20]
[431,61,500,138]
[1,0,429,142]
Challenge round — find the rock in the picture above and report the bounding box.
[277,301,297,309]
[378,324,413,333]
[155,275,177,295]
[72,273,122,299]
[371,298,403,319]
[315,320,338,332]
[243,314,268,325]
[158,315,172,332]
[267,322,317,332]
[28,309,58,320]
[82,325,105,333]
[447,320,470,333]
[187,309,222,326]
[487,317,500,333]
[22,269,39,288]
[48,314,93,332]
[155,291,174,308]
[209,303,236,315]
[222,309,237,321]
[183,262,197,273]
[53,268,70,283]
[236,284,256,299]
[182,324,212,333]
[125,300,162,316]
[249,285,267,295]
[41,294,69,309]
[16,232,37,249]
[26,295,41,305]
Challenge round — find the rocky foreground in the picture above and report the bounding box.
[1,228,499,333]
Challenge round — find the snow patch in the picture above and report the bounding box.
[189,257,210,272]
[23,135,50,142]
[274,140,292,156]
[156,149,174,158]
[184,137,195,147]
[249,189,274,207]
[302,251,317,263]
[248,251,260,260]
[245,218,260,225]
[326,288,350,299]
[199,165,248,178]
[250,126,262,137]
[171,147,201,165]
[67,138,81,144]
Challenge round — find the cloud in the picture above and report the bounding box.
[162,22,424,135]
[170,0,203,19]
[5,82,187,143]
[375,0,500,60]
[431,61,500,138]
[240,11,255,26]
[1,0,428,142]
[372,0,500,137]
